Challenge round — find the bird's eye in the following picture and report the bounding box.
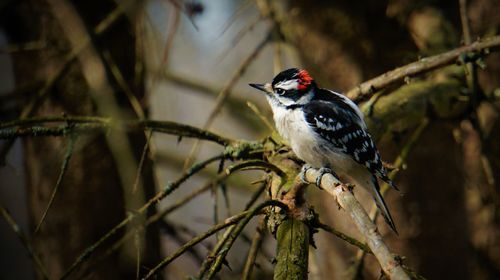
[276,88,285,95]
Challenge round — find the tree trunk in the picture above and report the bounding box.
[1,0,160,278]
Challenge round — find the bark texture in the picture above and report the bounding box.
[1,0,159,278]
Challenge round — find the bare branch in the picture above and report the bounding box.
[0,205,50,279]
[60,154,226,279]
[316,222,371,254]
[0,0,138,163]
[347,35,500,101]
[349,118,429,280]
[204,201,286,280]
[34,134,76,233]
[184,33,269,168]
[142,200,287,280]
[242,217,266,280]
[303,169,410,280]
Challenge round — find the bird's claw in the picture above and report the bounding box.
[316,167,339,189]
[300,164,313,184]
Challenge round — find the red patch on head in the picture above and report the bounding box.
[297,69,313,91]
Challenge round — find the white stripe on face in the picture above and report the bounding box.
[275,79,299,91]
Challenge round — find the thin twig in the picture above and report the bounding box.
[204,201,286,280]
[198,174,273,279]
[35,133,76,233]
[142,200,287,280]
[246,101,275,132]
[161,6,180,69]
[161,71,263,130]
[459,0,472,45]
[241,217,266,280]
[0,0,137,164]
[244,179,267,210]
[92,177,229,274]
[132,131,152,194]
[158,220,206,264]
[0,205,50,280]
[134,230,141,280]
[102,49,145,119]
[60,154,225,279]
[316,222,371,254]
[183,33,270,169]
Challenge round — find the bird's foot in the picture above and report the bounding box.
[315,167,340,189]
[299,164,313,184]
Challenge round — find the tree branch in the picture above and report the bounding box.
[347,35,500,102]
[303,169,410,280]
[142,200,287,280]
[0,205,50,279]
[0,116,234,146]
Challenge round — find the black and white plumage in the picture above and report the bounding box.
[249,68,399,233]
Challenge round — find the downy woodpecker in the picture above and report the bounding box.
[250,68,399,233]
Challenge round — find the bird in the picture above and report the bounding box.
[249,68,399,233]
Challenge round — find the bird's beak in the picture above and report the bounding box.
[249,83,273,95]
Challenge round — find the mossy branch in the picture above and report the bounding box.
[0,117,234,146]
[274,218,310,280]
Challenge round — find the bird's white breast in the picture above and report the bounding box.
[269,102,372,188]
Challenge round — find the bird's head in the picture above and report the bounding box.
[249,68,316,107]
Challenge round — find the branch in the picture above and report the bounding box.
[303,169,410,280]
[60,154,225,279]
[34,134,76,233]
[183,32,269,168]
[204,200,286,280]
[347,35,500,101]
[142,200,286,280]
[0,0,137,163]
[266,154,312,280]
[0,116,234,146]
[162,71,264,131]
[274,217,310,280]
[316,222,371,254]
[348,118,430,279]
[241,217,266,280]
[0,205,50,279]
[85,174,234,277]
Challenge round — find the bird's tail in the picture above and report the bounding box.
[371,176,398,234]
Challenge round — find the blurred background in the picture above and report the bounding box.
[1,0,500,279]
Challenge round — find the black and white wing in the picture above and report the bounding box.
[303,97,399,232]
[302,99,390,184]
